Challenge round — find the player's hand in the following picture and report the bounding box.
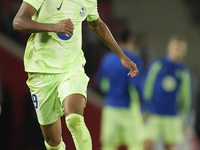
[53,18,74,36]
[121,56,139,77]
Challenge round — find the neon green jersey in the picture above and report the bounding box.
[23,0,99,73]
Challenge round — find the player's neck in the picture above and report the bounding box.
[120,45,134,53]
[166,55,181,64]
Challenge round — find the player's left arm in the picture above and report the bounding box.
[88,18,138,77]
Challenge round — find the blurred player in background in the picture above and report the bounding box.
[142,35,193,150]
[97,29,144,150]
[13,0,139,150]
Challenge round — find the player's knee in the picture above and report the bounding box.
[165,144,176,150]
[66,113,84,132]
[143,140,154,150]
[45,137,61,147]
[64,109,83,117]
[63,94,85,117]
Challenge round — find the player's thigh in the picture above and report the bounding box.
[127,142,144,150]
[40,118,62,146]
[27,73,64,125]
[162,116,183,145]
[165,145,176,150]
[57,67,89,116]
[143,140,154,150]
[62,94,85,116]
[101,107,121,145]
[143,116,160,143]
[122,109,144,148]
[122,111,143,141]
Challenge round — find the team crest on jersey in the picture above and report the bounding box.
[80,6,86,17]
[162,75,177,92]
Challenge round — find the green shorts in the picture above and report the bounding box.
[144,115,184,144]
[26,67,89,125]
[101,106,144,146]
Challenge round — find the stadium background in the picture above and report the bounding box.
[0,0,200,150]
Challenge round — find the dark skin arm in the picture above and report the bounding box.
[88,18,139,77]
[13,2,138,77]
[13,2,74,35]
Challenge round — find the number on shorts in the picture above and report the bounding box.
[32,94,38,109]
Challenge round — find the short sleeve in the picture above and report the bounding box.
[23,0,45,11]
[87,1,99,22]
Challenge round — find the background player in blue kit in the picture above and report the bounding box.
[97,29,144,150]
[13,0,139,150]
[142,35,193,150]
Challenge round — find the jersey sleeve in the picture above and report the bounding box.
[96,58,109,94]
[143,59,162,101]
[127,57,145,114]
[180,68,193,123]
[87,0,99,22]
[23,0,45,11]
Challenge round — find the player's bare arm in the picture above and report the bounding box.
[13,2,74,35]
[88,18,139,77]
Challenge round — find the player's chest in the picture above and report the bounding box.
[157,67,182,92]
[53,0,92,20]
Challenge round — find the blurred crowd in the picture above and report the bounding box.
[0,0,200,150]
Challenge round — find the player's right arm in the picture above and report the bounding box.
[13,1,74,35]
[180,69,193,123]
